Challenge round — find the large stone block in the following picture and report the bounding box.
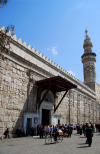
[0,116,3,121]
[0,122,3,127]
[1,61,5,68]
[17,65,24,71]
[5,116,9,122]
[0,108,4,115]
[6,104,13,110]
[11,116,17,122]
[12,68,16,73]
[6,122,13,128]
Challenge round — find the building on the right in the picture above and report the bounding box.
[81,28,100,102]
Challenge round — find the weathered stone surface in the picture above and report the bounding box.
[0,28,100,139]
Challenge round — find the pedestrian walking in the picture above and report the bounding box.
[40,125,44,138]
[53,126,58,143]
[86,123,93,147]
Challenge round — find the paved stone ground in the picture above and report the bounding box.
[0,131,100,154]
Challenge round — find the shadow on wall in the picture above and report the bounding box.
[7,73,38,137]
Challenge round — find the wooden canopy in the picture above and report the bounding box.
[36,76,77,92]
[36,76,77,112]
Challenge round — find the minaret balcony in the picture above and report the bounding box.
[81,53,96,63]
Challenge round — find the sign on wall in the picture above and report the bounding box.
[34,117,38,124]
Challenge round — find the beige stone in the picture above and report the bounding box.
[0,27,100,139]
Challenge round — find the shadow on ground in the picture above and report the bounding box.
[77,146,88,148]
[78,143,87,145]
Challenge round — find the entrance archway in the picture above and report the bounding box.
[39,90,54,125]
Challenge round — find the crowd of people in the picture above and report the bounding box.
[4,122,100,147]
[37,124,73,139]
[16,126,35,137]
[16,128,26,137]
[36,122,100,147]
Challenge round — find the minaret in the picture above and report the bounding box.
[81,28,96,91]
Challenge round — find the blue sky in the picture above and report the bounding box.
[0,0,100,84]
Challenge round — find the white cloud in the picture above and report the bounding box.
[52,45,58,56]
[68,70,75,76]
[46,45,58,56]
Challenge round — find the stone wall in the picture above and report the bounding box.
[0,57,27,137]
[95,82,100,102]
[0,52,99,138]
[54,89,100,126]
[0,26,100,138]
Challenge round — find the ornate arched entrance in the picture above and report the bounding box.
[39,90,54,125]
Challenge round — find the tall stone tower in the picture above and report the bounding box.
[81,28,97,91]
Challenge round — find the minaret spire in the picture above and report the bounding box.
[85,27,88,39]
[81,29,97,91]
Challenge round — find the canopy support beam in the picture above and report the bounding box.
[54,90,68,113]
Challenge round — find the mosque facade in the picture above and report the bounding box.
[0,26,100,138]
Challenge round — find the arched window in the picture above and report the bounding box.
[41,90,54,103]
[44,93,52,102]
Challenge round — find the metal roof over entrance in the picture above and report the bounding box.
[36,76,77,112]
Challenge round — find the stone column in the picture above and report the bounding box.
[96,101,97,123]
[94,101,96,123]
[89,99,90,122]
[99,104,100,122]
[84,97,86,123]
[69,90,73,124]
[91,100,94,123]
[93,100,94,123]
[96,101,99,123]
[27,70,38,112]
[77,94,80,124]
[33,84,38,112]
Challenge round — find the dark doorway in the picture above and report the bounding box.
[27,118,32,135]
[58,119,60,125]
[42,109,50,125]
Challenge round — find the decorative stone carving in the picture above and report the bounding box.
[27,70,35,83]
